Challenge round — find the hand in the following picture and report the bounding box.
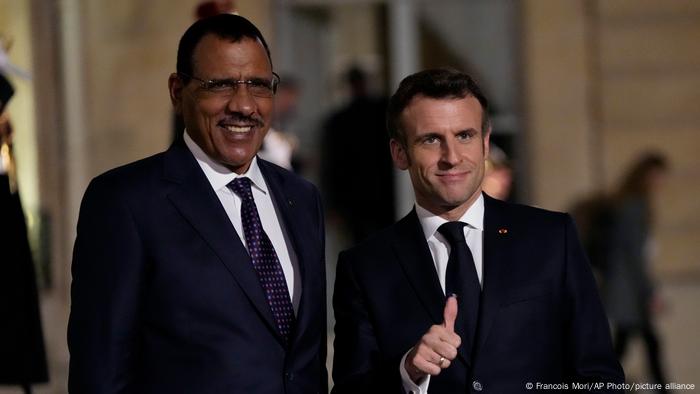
[404,295,461,383]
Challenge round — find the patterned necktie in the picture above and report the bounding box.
[229,177,295,342]
[437,221,481,357]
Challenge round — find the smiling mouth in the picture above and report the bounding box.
[222,124,254,133]
[438,171,469,178]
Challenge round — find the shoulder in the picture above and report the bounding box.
[485,194,573,232]
[337,215,409,271]
[334,225,401,290]
[93,152,165,186]
[259,158,320,197]
[88,152,165,190]
[73,152,172,236]
[81,151,167,209]
[346,226,396,256]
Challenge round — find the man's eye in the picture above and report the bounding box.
[249,80,269,88]
[423,136,439,144]
[206,80,234,91]
[248,80,272,94]
[457,131,474,141]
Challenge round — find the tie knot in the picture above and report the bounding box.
[437,221,467,246]
[228,177,253,201]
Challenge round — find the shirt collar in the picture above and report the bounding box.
[415,193,485,240]
[183,130,268,194]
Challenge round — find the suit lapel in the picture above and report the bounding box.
[391,210,446,329]
[393,209,477,367]
[475,194,513,356]
[257,160,320,348]
[162,143,282,344]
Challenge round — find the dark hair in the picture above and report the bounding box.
[618,152,669,199]
[387,68,490,146]
[176,14,272,80]
[0,73,14,112]
[346,65,366,85]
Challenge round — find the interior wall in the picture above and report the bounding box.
[521,0,700,276]
[520,0,596,211]
[594,0,700,276]
[80,1,198,175]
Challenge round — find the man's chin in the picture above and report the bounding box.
[439,192,480,210]
[218,153,256,173]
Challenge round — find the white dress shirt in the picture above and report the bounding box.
[400,194,485,394]
[184,131,301,313]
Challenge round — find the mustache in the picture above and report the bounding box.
[218,114,264,127]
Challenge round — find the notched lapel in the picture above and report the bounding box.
[393,210,476,367]
[258,160,321,348]
[391,210,445,327]
[162,145,283,345]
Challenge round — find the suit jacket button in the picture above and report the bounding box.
[286,372,295,381]
[472,380,483,391]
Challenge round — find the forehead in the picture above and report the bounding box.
[401,95,484,136]
[191,34,272,76]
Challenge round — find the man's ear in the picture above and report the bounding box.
[483,126,491,158]
[168,73,184,115]
[390,138,409,170]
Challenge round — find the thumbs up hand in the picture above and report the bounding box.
[404,295,462,383]
[442,294,458,331]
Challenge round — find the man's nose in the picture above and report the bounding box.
[441,139,461,166]
[226,86,257,115]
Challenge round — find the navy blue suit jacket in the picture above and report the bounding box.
[68,141,327,393]
[332,194,623,393]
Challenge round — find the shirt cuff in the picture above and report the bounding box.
[399,348,431,394]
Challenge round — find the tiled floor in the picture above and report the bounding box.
[2,280,698,394]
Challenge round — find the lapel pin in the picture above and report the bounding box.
[498,228,508,234]
[288,199,294,207]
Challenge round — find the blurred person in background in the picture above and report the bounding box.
[259,76,301,171]
[481,143,512,201]
[195,0,235,18]
[321,65,395,244]
[602,152,670,393]
[0,73,48,394]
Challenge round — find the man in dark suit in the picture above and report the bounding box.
[68,14,327,393]
[332,69,624,393]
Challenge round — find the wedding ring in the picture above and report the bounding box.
[438,356,446,367]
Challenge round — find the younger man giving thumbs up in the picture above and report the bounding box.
[331,69,623,393]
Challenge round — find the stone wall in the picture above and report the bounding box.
[521,0,700,276]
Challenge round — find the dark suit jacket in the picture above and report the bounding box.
[332,194,623,393]
[68,141,327,394]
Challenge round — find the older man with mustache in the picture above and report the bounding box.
[68,14,327,394]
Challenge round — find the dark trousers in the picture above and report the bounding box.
[615,322,668,393]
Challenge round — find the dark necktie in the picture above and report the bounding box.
[229,177,295,342]
[438,221,481,357]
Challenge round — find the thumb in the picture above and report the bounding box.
[442,294,458,332]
